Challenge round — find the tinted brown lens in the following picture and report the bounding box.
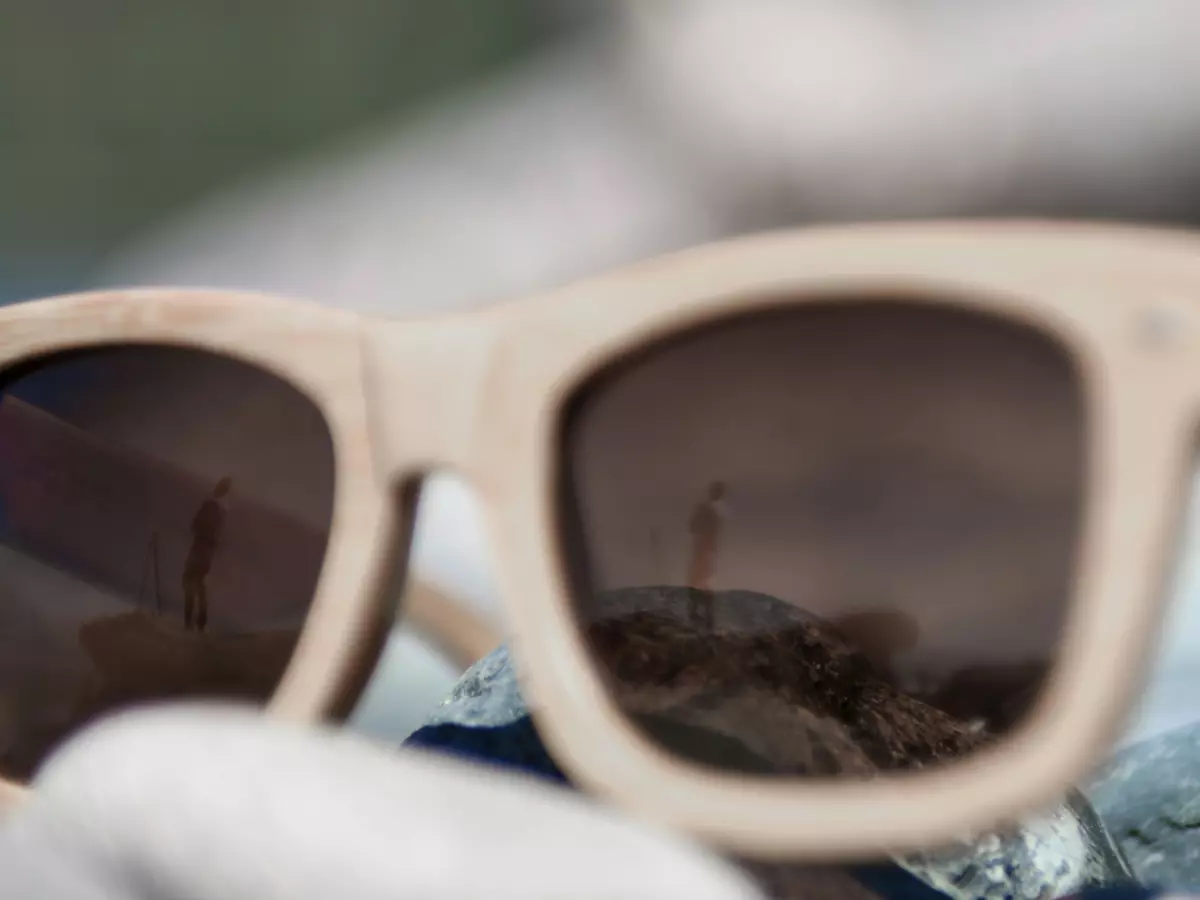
[0,345,335,779]
[558,301,1086,779]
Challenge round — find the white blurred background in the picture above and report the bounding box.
[5,0,1200,747]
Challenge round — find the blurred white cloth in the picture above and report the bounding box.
[0,705,764,900]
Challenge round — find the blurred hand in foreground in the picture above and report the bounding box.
[0,705,763,900]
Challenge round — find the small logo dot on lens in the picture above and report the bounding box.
[1138,307,1189,350]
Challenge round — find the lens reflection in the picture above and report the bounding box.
[0,345,335,779]
[559,300,1086,778]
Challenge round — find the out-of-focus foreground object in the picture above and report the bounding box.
[0,705,765,900]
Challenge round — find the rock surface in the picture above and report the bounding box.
[77,610,297,703]
[581,587,988,777]
[411,585,1139,899]
[0,610,298,782]
[1088,721,1200,891]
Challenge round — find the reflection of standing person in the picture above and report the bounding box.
[649,527,665,585]
[686,481,727,592]
[183,476,232,633]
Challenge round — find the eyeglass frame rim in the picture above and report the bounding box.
[0,218,1195,862]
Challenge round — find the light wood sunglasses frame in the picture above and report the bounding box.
[0,219,1197,862]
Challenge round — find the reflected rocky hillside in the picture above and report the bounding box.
[578,585,1046,777]
[0,608,299,781]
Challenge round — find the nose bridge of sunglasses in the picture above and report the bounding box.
[359,317,500,482]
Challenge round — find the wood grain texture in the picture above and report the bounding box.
[0,221,1197,861]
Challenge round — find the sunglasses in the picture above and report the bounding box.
[0,220,1191,862]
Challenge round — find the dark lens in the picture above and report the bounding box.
[0,345,335,779]
[558,300,1086,779]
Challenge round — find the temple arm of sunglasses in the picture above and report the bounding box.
[402,578,502,671]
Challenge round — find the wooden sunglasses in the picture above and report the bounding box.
[0,219,1195,863]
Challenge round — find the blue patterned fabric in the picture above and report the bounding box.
[406,718,569,786]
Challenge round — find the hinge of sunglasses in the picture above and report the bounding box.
[401,577,503,672]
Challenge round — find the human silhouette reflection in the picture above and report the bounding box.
[685,481,727,631]
[183,476,232,633]
[686,481,727,591]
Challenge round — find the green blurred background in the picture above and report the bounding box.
[0,0,568,301]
